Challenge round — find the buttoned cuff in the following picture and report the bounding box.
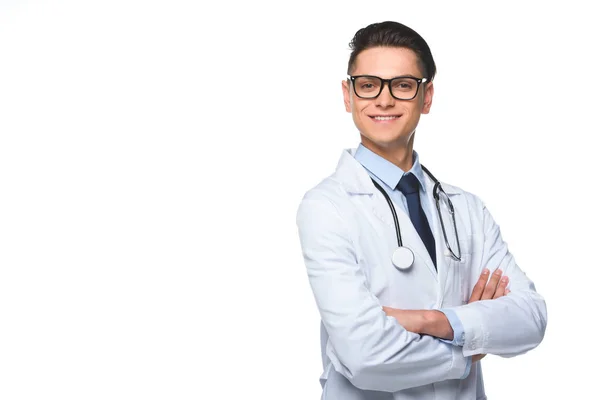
[448,344,471,381]
[438,308,466,346]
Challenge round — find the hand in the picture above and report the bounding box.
[469,268,510,303]
[472,354,486,363]
[469,268,511,363]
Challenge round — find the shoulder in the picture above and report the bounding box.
[295,172,358,247]
[296,173,348,216]
[438,180,486,220]
[439,180,482,202]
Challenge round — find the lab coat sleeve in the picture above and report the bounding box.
[443,199,548,358]
[296,192,470,392]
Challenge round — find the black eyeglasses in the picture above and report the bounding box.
[348,75,429,100]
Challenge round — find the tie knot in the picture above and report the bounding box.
[397,173,420,195]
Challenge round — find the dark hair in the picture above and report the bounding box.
[347,21,436,81]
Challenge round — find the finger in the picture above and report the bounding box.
[481,269,503,300]
[469,269,490,303]
[505,288,511,295]
[493,276,509,299]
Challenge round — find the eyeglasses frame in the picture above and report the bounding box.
[347,75,429,101]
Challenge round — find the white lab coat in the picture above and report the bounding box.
[296,148,547,400]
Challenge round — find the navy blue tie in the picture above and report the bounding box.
[397,173,437,269]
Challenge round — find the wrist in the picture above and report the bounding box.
[422,310,439,335]
[424,310,454,340]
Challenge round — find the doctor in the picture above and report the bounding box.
[296,21,547,399]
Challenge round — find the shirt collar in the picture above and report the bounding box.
[354,143,427,192]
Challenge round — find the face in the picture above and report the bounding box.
[342,47,434,153]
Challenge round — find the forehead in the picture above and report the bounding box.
[353,47,423,78]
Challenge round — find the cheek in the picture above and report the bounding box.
[405,104,424,122]
[352,103,371,122]
[352,111,365,130]
[404,110,421,127]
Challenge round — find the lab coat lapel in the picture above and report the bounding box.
[423,173,464,302]
[335,149,438,280]
[424,174,448,295]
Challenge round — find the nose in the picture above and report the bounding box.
[375,82,395,108]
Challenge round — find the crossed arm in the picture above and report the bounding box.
[382,268,510,363]
[297,194,547,392]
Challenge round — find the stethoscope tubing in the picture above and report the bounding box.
[370,165,462,262]
[370,178,403,247]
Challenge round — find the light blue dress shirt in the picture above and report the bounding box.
[353,144,468,353]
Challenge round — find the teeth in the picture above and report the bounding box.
[373,116,399,120]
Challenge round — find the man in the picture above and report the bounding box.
[296,21,547,399]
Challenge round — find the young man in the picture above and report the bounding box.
[296,21,547,399]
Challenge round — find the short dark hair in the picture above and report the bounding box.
[347,21,436,81]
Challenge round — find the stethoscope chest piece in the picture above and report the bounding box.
[370,165,462,271]
[392,246,414,271]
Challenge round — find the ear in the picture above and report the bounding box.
[342,80,352,113]
[421,82,434,114]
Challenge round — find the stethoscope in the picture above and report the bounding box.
[370,165,462,271]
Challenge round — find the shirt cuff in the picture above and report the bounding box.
[438,308,466,346]
[461,356,472,379]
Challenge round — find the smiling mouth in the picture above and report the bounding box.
[369,115,402,121]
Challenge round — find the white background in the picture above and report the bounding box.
[1,1,598,399]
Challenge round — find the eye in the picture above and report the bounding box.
[355,78,380,93]
[353,77,382,96]
[393,80,415,91]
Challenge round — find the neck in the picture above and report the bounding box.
[360,135,415,172]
